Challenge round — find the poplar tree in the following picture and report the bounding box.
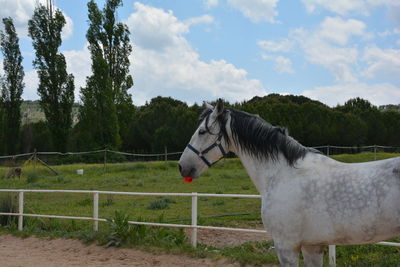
[79,0,133,149]
[0,17,24,155]
[28,4,75,152]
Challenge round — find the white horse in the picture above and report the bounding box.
[178,99,400,267]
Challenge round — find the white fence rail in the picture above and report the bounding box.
[0,189,399,267]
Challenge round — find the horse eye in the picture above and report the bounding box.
[198,129,206,135]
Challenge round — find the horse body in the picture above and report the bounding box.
[244,153,400,248]
[179,100,400,266]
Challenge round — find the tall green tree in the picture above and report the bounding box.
[79,0,133,150]
[28,4,75,152]
[337,98,387,145]
[0,17,24,155]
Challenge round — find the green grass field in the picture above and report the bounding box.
[0,152,400,266]
[0,159,261,227]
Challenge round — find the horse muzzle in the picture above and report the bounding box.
[178,163,199,178]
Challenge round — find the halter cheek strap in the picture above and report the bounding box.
[186,135,227,167]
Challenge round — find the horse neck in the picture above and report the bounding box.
[225,115,291,194]
[234,150,286,195]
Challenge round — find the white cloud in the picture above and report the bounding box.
[126,2,266,105]
[186,15,215,26]
[204,0,219,9]
[274,56,294,74]
[227,0,279,23]
[291,27,359,83]
[378,28,400,37]
[260,53,294,74]
[302,0,400,16]
[63,45,92,100]
[258,39,293,52]
[22,70,39,100]
[126,3,189,51]
[61,13,74,40]
[289,16,400,106]
[258,17,367,78]
[361,46,400,81]
[0,0,73,39]
[318,17,366,45]
[303,82,400,106]
[258,39,294,74]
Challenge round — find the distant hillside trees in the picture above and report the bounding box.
[337,98,399,146]
[28,4,75,152]
[2,95,400,155]
[122,97,200,153]
[78,0,133,150]
[236,95,367,147]
[0,17,24,155]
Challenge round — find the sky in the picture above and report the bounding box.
[0,0,399,107]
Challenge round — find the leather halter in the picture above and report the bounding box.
[186,134,227,167]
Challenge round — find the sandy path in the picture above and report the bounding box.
[0,227,272,267]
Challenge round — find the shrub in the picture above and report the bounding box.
[105,210,131,247]
[160,197,176,204]
[147,199,169,210]
[76,198,91,206]
[103,212,187,248]
[147,197,176,210]
[101,195,114,207]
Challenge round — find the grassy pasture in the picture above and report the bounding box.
[0,152,400,266]
[0,159,261,228]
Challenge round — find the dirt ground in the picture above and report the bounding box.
[0,229,272,267]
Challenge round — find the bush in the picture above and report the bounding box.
[101,195,115,207]
[104,211,187,248]
[147,199,169,210]
[105,210,131,247]
[147,197,176,210]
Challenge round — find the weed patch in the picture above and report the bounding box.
[101,195,115,207]
[147,199,169,210]
[76,198,91,207]
[0,193,18,226]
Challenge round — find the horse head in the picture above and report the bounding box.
[178,99,229,179]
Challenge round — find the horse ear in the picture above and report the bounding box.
[215,98,224,116]
[204,101,214,110]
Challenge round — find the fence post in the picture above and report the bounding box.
[374,145,377,161]
[164,146,168,162]
[93,192,99,231]
[327,145,330,157]
[191,192,198,247]
[33,149,37,168]
[329,245,336,267]
[18,191,24,231]
[103,148,107,171]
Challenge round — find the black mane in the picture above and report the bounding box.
[200,108,314,166]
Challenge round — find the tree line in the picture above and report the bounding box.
[5,94,400,155]
[0,1,399,156]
